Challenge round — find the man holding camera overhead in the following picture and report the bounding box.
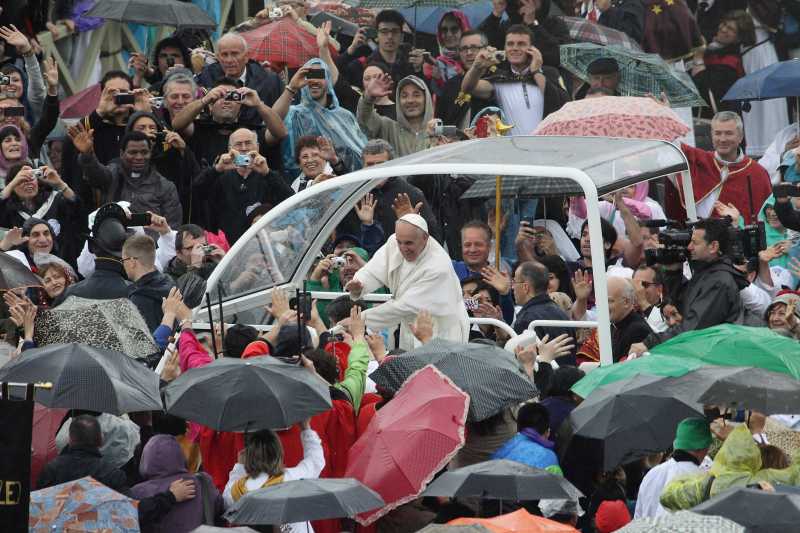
[460,24,569,136]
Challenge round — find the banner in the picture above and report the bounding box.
[0,383,34,533]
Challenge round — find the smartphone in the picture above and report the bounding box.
[363,27,378,41]
[289,291,313,319]
[114,93,136,105]
[127,212,152,227]
[464,297,479,311]
[305,69,325,80]
[2,106,25,117]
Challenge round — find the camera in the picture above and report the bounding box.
[269,7,284,19]
[305,69,325,80]
[773,183,800,198]
[31,168,44,180]
[494,51,506,62]
[331,256,346,269]
[2,106,25,117]
[154,130,167,143]
[422,52,435,65]
[202,245,216,255]
[166,56,176,68]
[464,297,479,311]
[149,97,164,108]
[0,75,9,85]
[225,90,243,102]
[127,212,152,227]
[432,118,458,137]
[290,290,313,319]
[114,92,136,105]
[362,27,377,41]
[233,153,251,167]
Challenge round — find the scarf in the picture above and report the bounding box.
[230,472,284,502]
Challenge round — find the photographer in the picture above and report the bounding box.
[629,218,748,354]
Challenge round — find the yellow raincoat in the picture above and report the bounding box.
[660,425,800,510]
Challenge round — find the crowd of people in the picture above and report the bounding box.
[2,0,800,531]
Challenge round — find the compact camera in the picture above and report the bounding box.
[269,7,284,19]
[432,118,458,137]
[494,51,506,62]
[331,256,347,269]
[225,91,244,102]
[31,168,44,180]
[149,97,164,108]
[234,154,252,167]
[0,75,10,85]
[114,92,136,105]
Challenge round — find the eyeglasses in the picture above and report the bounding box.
[458,45,484,53]
[377,28,402,36]
[440,26,461,34]
[182,242,207,251]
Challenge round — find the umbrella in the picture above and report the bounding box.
[0,343,162,415]
[60,83,101,119]
[309,3,375,27]
[368,339,536,422]
[84,0,217,29]
[224,478,384,525]
[557,374,704,470]
[460,175,592,200]
[34,296,159,359]
[571,325,800,399]
[532,96,689,141]
[191,528,259,533]
[450,508,580,532]
[558,16,642,51]
[560,42,706,108]
[347,0,482,9]
[692,486,800,532]
[722,59,800,102]
[30,405,68,486]
[397,4,493,34]
[29,476,140,532]
[669,366,800,416]
[418,526,493,533]
[422,459,582,501]
[617,510,744,532]
[163,356,332,431]
[346,365,469,525]
[0,251,42,290]
[240,18,335,69]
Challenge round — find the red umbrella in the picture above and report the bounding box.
[30,404,67,485]
[240,18,335,69]
[59,83,101,119]
[345,365,469,526]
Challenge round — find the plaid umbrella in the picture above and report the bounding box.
[559,16,642,51]
[0,343,163,415]
[34,296,159,359]
[30,477,140,532]
[0,251,42,290]
[560,42,706,108]
[368,340,537,422]
[84,0,216,29]
[533,96,689,141]
[241,18,335,69]
[617,511,744,532]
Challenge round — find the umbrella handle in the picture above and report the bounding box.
[495,175,502,268]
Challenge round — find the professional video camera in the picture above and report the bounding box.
[643,217,766,266]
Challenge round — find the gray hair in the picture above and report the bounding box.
[609,276,636,304]
[229,127,258,149]
[712,111,743,134]
[362,138,395,160]
[162,74,197,98]
[217,32,248,53]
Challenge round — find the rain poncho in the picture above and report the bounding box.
[422,10,470,95]
[660,425,800,511]
[282,58,367,175]
[758,195,794,270]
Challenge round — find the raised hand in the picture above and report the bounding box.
[572,270,592,301]
[355,193,377,225]
[409,309,434,343]
[268,288,290,319]
[537,333,574,363]
[392,193,422,217]
[0,25,32,54]
[364,72,393,100]
[481,265,510,295]
[348,305,366,342]
[365,332,386,362]
[0,227,28,251]
[42,56,59,93]
[316,20,333,50]
[714,201,741,222]
[67,123,94,154]
[317,136,337,163]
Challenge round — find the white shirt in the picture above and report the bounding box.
[493,68,545,136]
[635,458,702,518]
[760,123,799,184]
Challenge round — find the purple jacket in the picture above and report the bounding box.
[129,435,222,533]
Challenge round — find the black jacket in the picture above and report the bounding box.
[611,310,652,362]
[644,257,748,347]
[37,445,128,492]
[598,0,645,44]
[434,74,495,129]
[129,270,175,332]
[60,259,131,302]
[338,47,417,93]
[199,167,294,244]
[774,199,800,232]
[513,293,577,365]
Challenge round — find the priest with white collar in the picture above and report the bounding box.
[345,213,470,350]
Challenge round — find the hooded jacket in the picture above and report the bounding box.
[129,270,176,332]
[130,434,222,533]
[282,58,367,175]
[357,75,434,158]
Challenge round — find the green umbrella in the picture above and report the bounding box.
[560,42,707,108]
[572,325,800,399]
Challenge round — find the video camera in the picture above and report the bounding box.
[643,217,766,266]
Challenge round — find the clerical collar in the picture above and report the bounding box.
[714,149,745,165]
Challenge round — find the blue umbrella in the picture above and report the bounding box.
[397,4,496,34]
[722,59,800,101]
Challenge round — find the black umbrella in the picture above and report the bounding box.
[692,486,800,532]
[557,374,704,470]
[669,366,800,415]
[164,356,332,431]
[0,251,42,290]
[224,478,384,525]
[422,459,582,501]
[368,339,537,422]
[85,0,217,29]
[0,343,162,415]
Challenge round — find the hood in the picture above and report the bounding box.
[125,111,165,135]
[395,75,433,133]
[131,270,174,298]
[709,424,761,476]
[139,434,188,479]
[300,58,340,110]
[0,123,30,172]
[692,257,749,292]
[436,10,471,57]
[469,106,510,128]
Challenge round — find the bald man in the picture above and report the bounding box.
[607,276,652,362]
[345,214,469,350]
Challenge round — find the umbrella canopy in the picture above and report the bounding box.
[310,3,375,26]
[723,59,800,102]
[533,96,689,141]
[0,251,42,290]
[572,325,800,399]
[397,4,493,34]
[692,486,800,532]
[617,510,744,533]
[34,296,159,359]
[346,365,469,525]
[450,508,580,532]
[418,526,494,533]
[224,478,384,525]
[30,476,140,532]
[60,83,101,119]
[30,405,68,486]
[0,343,162,415]
[369,340,536,421]
[163,356,332,431]
[558,16,642,51]
[84,0,216,29]
[669,366,800,415]
[422,459,582,501]
[558,374,704,470]
[560,42,706,108]
[240,18,335,69]
[346,0,482,9]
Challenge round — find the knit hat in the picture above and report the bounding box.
[673,417,713,451]
[224,324,259,358]
[594,500,631,533]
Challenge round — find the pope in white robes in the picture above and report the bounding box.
[345,213,469,350]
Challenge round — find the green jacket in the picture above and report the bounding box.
[333,339,369,412]
[306,277,388,327]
